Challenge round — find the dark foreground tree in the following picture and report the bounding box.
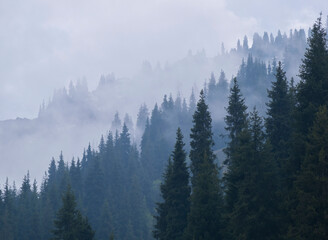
[289,106,328,239]
[293,14,328,173]
[153,128,190,240]
[223,77,248,216]
[52,186,95,240]
[224,77,248,166]
[153,159,173,240]
[266,61,293,171]
[226,108,280,240]
[265,61,293,236]
[185,90,223,239]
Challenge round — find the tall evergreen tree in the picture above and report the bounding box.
[228,108,280,240]
[153,128,190,240]
[297,14,328,133]
[189,90,216,176]
[223,77,248,222]
[266,61,292,167]
[52,186,95,240]
[186,90,223,239]
[153,159,173,240]
[224,77,248,166]
[265,61,294,237]
[294,14,328,172]
[289,106,328,239]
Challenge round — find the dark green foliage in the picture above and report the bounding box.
[226,108,280,240]
[185,153,222,240]
[285,17,328,239]
[266,61,292,165]
[0,180,16,240]
[266,61,295,188]
[265,61,294,236]
[224,77,248,166]
[52,186,95,240]
[297,16,328,133]
[289,106,328,239]
[84,156,105,227]
[293,15,328,173]
[166,129,190,239]
[186,90,223,239]
[223,77,248,224]
[189,90,216,176]
[16,173,40,240]
[153,128,190,240]
[153,158,173,240]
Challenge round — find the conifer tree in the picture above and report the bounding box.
[166,128,190,240]
[186,90,223,239]
[266,61,294,183]
[0,180,15,240]
[189,90,216,176]
[153,159,173,240]
[266,61,292,166]
[52,186,95,240]
[294,14,328,172]
[289,106,328,239]
[224,77,248,166]
[223,77,248,219]
[228,108,280,240]
[153,128,190,240]
[266,61,294,236]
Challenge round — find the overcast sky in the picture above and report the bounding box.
[0,0,327,120]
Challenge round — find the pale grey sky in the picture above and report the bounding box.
[0,0,327,120]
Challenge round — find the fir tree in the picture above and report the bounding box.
[266,61,293,236]
[266,61,292,166]
[189,90,216,176]
[52,186,95,240]
[289,106,328,239]
[294,14,328,172]
[224,77,248,166]
[266,61,294,186]
[186,90,223,239]
[153,128,190,240]
[153,159,173,240]
[228,108,280,240]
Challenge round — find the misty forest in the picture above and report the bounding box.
[1,8,328,240]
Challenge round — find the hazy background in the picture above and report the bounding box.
[0,0,328,184]
[1,0,326,120]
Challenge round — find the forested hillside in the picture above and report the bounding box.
[1,15,328,240]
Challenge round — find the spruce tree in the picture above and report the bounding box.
[289,106,328,239]
[153,128,190,240]
[166,128,190,240]
[223,77,248,216]
[186,90,223,239]
[266,61,292,169]
[294,14,328,172]
[265,61,293,236]
[189,90,216,176]
[228,108,280,240]
[52,186,95,240]
[153,159,173,240]
[297,14,328,132]
[224,77,248,166]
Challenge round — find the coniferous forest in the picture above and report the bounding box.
[1,15,328,240]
